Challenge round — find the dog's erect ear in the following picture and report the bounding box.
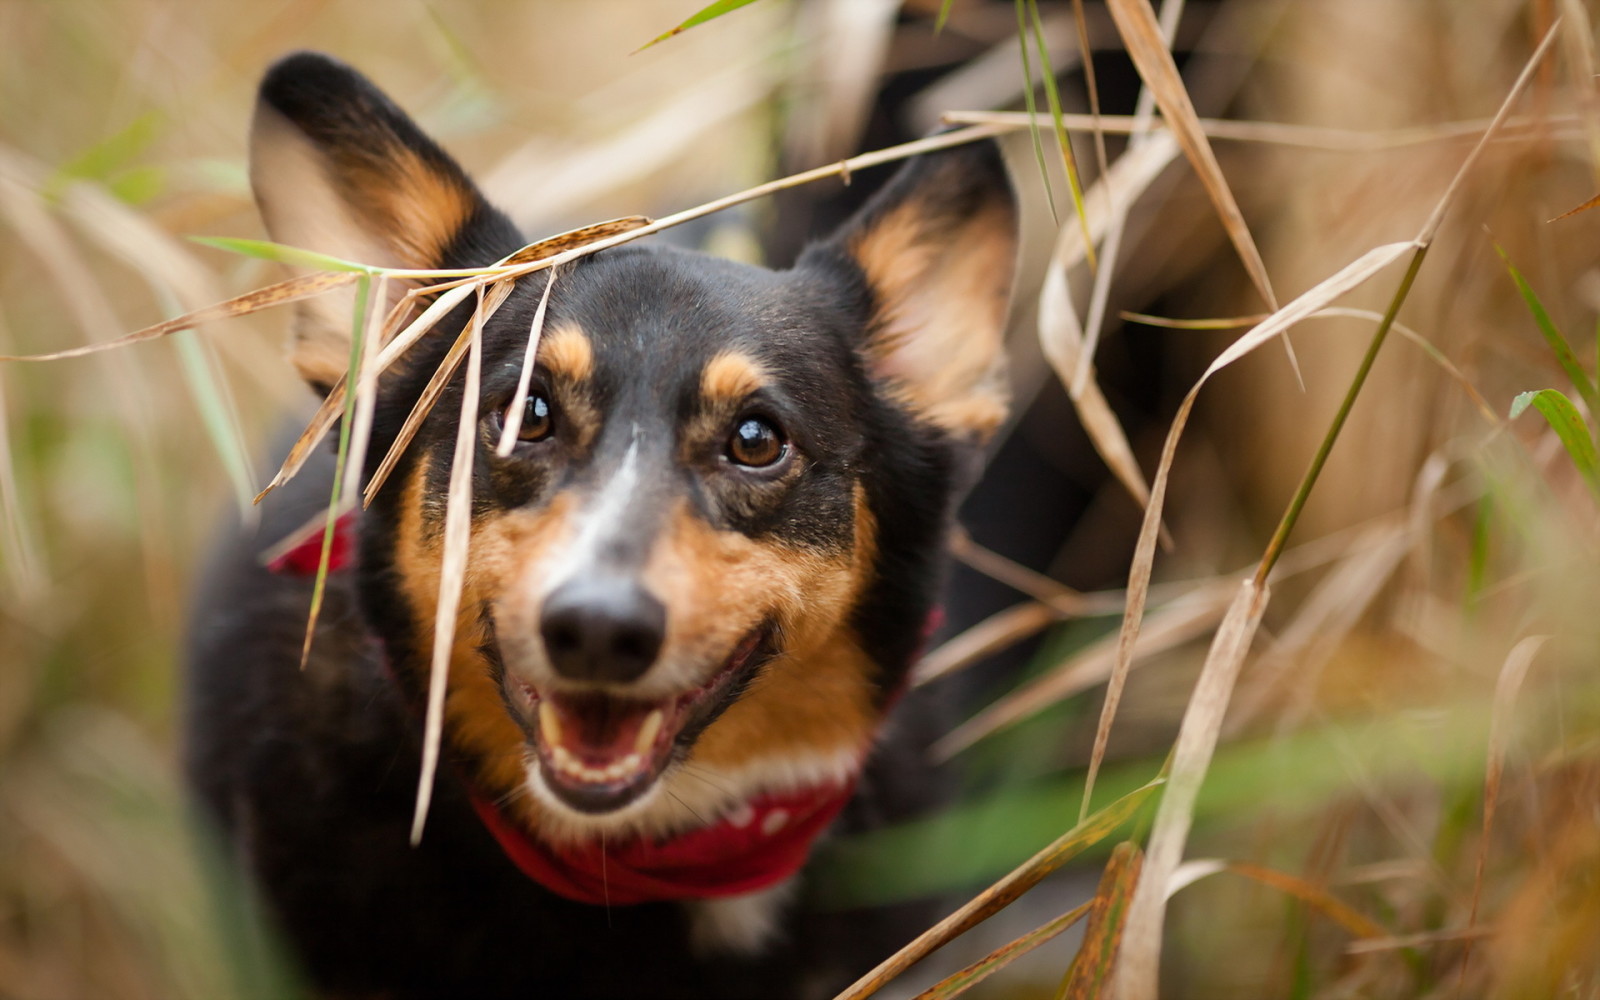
[249,52,521,389]
[820,140,1018,441]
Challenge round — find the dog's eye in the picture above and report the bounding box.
[726,417,786,468]
[512,393,554,442]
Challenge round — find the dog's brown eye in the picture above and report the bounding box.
[727,417,785,468]
[514,393,554,442]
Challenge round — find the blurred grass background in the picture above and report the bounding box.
[2,1,1599,998]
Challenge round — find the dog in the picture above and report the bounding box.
[184,51,1017,999]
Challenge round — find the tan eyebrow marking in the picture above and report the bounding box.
[700,351,768,405]
[536,325,593,382]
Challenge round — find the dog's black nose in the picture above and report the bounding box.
[539,577,666,683]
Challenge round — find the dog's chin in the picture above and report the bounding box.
[510,625,774,817]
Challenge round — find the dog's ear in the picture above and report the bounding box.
[820,140,1018,442]
[249,52,521,390]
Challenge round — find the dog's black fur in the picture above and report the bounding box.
[186,52,1017,999]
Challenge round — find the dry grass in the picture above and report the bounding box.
[2,2,1599,998]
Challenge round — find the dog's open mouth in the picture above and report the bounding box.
[516,627,772,814]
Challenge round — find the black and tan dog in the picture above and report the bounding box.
[186,52,1016,999]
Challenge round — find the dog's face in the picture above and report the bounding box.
[250,53,1016,842]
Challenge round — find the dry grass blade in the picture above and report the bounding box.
[950,528,1098,615]
[411,285,489,846]
[1080,239,1414,820]
[495,264,560,456]
[0,271,357,362]
[1056,842,1143,1000]
[914,602,1060,687]
[1115,578,1269,1000]
[1226,521,1409,735]
[1221,862,1387,940]
[1128,307,1503,426]
[941,111,1585,151]
[1459,635,1549,986]
[0,363,40,599]
[1417,23,1562,246]
[371,282,480,373]
[502,217,652,266]
[1121,310,1269,330]
[1317,308,1502,427]
[1040,243,1152,515]
[1070,0,1186,405]
[1102,0,1281,312]
[1548,191,1600,222]
[1346,927,1494,955]
[488,124,1013,286]
[832,779,1163,1000]
[256,378,349,504]
[1069,0,1110,183]
[343,276,389,504]
[1038,132,1180,514]
[911,900,1096,1000]
[365,280,514,507]
[933,578,1234,760]
[253,279,476,505]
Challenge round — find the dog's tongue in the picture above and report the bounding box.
[539,692,665,767]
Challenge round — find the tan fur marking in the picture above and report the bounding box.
[341,147,475,271]
[700,351,769,406]
[393,461,585,828]
[647,487,880,773]
[537,325,594,384]
[851,196,1015,440]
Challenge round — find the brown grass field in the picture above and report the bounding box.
[1,1,1598,998]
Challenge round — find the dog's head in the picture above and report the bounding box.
[250,53,1016,842]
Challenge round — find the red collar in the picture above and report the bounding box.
[264,512,896,906]
[470,783,855,905]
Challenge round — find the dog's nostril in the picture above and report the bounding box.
[539,577,666,684]
[611,628,655,663]
[544,623,581,655]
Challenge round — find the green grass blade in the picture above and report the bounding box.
[635,0,764,52]
[1015,0,1059,223]
[171,329,256,519]
[1509,388,1600,498]
[190,236,376,274]
[300,275,372,668]
[1466,495,1492,611]
[1027,0,1096,271]
[47,112,163,205]
[1495,242,1600,416]
[935,0,959,33]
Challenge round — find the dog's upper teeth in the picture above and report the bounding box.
[635,709,664,753]
[538,699,563,747]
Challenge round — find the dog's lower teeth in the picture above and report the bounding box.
[546,744,646,784]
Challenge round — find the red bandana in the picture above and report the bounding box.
[264,513,883,906]
[470,783,856,905]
